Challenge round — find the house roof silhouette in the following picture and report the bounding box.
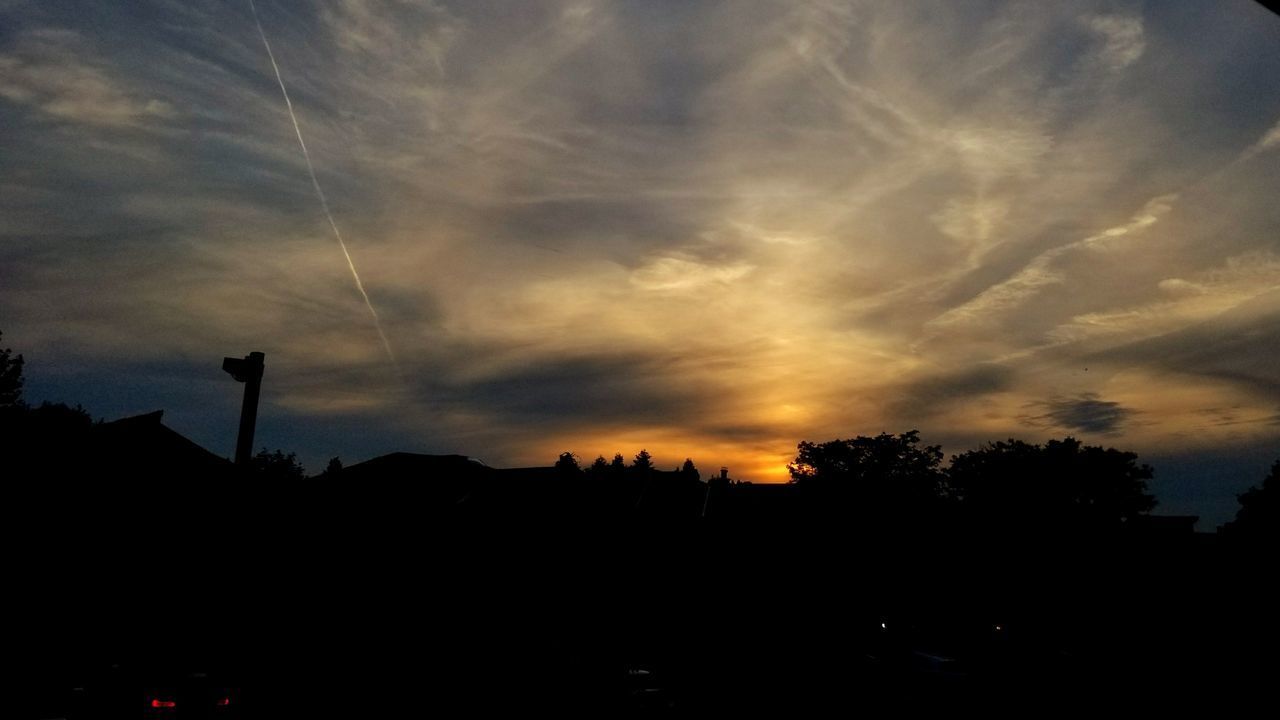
[93,410,232,480]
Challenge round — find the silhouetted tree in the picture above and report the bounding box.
[0,335,94,481]
[633,449,653,471]
[586,455,609,479]
[947,437,1155,533]
[25,402,94,450]
[5,402,94,482]
[27,401,93,430]
[681,458,700,482]
[555,451,582,478]
[317,456,344,478]
[788,430,945,504]
[1221,460,1279,541]
[251,448,306,480]
[0,330,24,409]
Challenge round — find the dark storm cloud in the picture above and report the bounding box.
[1024,393,1135,435]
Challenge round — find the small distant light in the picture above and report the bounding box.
[217,696,232,707]
[880,622,887,630]
[994,624,1003,632]
[150,699,177,709]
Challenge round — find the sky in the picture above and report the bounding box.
[2,1,1278,527]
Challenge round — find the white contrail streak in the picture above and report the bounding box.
[248,0,396,365]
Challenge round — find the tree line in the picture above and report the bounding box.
[787,430,1159,536]
[554,449,702,483]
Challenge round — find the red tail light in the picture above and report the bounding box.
[150,698,177,709]
[217,696,232,706]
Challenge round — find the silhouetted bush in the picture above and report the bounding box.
[250,448,306,480]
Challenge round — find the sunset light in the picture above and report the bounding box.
[2,0,1278,526]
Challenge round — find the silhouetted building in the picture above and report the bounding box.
[334,452,491,510]
[92,410,233,482]
[703,481,802,523]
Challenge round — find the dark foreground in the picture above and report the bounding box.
[13,485,1278,717]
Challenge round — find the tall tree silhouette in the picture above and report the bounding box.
[587,455,609,479]
[0,330,24,408]
[632,449,653,472]
[681,458,700,482]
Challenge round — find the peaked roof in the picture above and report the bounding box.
[94,410,233,477]
[341,452,490,479]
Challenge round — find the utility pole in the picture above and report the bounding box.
[222,351,265,466]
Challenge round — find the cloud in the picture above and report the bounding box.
[923,193,1179,339]
[0,30,174,127]
[1079,293,1280,401]
[887,363,1016,423]
[2,0,1278,489]
[1024,393,1135,434]
[629,256,753,292]
[1156,278,1206,297]
[1257,120,1280,153]
[1085,14,1145,72]
[1240,117,1280,161]
[432,352,704,430]
[1046,251,1280,347]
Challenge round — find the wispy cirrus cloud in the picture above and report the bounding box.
[1085,14,1145,72]
[0,29,175,127]
[1,1,1278,524]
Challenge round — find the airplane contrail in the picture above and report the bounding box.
[247,0,396,366]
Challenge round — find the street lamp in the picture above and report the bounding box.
[222,351,265,466]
